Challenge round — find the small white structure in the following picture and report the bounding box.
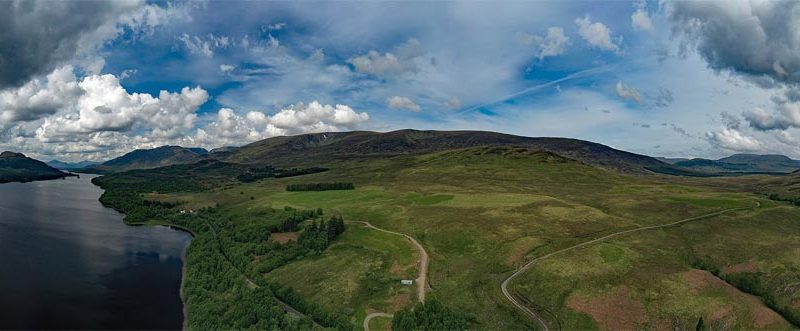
[401,280,413,285]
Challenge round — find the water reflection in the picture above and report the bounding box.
[0,176,190,330]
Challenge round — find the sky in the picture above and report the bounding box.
[2,0,800,162]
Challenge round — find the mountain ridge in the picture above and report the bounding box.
[0,152,72,183]
[80,146,210,174]
[217,129,682,174]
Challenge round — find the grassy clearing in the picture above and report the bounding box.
[148,146,800,329]
[268,224,418,325]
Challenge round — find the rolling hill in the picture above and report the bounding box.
[217,129,683,174]
[0,152,71,183]
[80,146,209,174]
[47,159,100,170]
[673,153,800,174]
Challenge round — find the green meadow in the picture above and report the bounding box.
[128,146,800,329]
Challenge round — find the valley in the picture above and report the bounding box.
[87,130,800,330]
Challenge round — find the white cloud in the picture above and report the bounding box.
[348,38,423,76]
[516,27,570,60]
[178,33,233,57]
[631,9,654,33]
[615,81,642,103]
[0,66,209,144]
[445,97,462,110]
[219,64,236,74]
[705,128,763,152]
[0,66,82,123]
[575,15,621,53]
[196,101,370,148]
[386,96,421,112]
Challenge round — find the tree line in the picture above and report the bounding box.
[237,166,328,182]
[286,182,355,191]
[392,299,471,331]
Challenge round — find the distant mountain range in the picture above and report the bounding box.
[217,129,685,174]
[658,154,800,174]
[0,130,790,179]
[0,152,73,183]
[79,146,209,174]
[47,159,100,170]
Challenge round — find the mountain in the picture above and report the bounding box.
[674,153,800,174]
[80,146,209,174]
[219,129,684,174]
[47,159,100,170]
[0,152,72,183]
[655,157,690,164]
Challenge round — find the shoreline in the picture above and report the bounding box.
[127,222,195,330]
[91,176,196,331]
[180,244,189,331]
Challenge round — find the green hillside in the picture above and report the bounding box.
[81,146,209,173]
[92,136,800,330]
[0,152,71,183]
[218,129,686,174]
[674,154,800,174]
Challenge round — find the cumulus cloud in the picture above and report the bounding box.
[668,1,800,85]
[0,1,183,89]
[348,38,424,76]
[197,101,370,147]
[706,128,763,152]
[615,81,642,103]
[631,1,654,33]
[1,65,370,160]
[34,70,208,141]
[0,66,81,123]
[386,96,421,112]
[516,27,570,60]
[575,15,621,53]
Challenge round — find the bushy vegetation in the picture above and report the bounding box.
[286,182,354,191]
[92,164,353,330]
[391,299,470,331]
[767,193,800,206]
[237,166,328,182]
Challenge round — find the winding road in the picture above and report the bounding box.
[349,221,429,302]
[501,202,761,331]
[363,313,394,331]
[348,221,429,331]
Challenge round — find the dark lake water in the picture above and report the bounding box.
[0,175,191,330]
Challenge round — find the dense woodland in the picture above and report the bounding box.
[391,299,470,331]
[237,166,328,182]
[286,182,355,191]
[93,169,353,330]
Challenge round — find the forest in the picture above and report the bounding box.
[391,299,470,331]
[93,170,354,330]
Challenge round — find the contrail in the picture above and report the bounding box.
[456,64,615,115]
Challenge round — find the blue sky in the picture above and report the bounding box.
[2,1,800,161]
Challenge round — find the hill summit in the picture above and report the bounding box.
[81,146,209,174]
[218,129,680,174]
[0,152,71,183]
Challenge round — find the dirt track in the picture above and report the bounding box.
[349,221,429,302]
[363,312,394,331]
[501,202,760,331]
[348,221,430,331]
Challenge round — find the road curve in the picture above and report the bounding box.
[501,202,761,331]
[348,221,429,302]
[364,312,394,331]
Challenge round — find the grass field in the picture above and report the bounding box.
[144,146,800,329]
